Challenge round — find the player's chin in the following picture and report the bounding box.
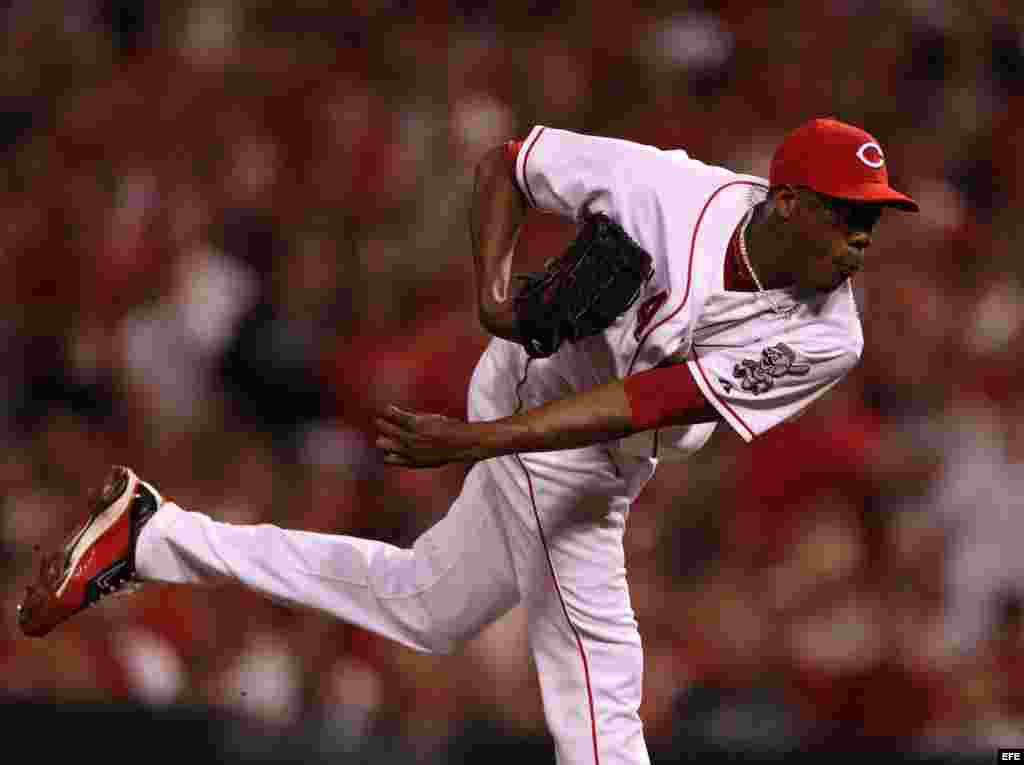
[808,273,849,293]
[833,272,854,289]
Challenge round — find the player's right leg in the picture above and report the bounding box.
[20,463,521,654]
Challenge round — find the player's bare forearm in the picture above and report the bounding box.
[376,376,717,468]
[471,144,528,340]
[376,381,633,468]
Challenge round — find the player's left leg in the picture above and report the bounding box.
[523,501,649,765]
[498,450,651,765]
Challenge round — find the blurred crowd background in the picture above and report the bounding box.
[2,1,1023,762]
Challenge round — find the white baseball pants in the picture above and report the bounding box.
[136,339,657,765]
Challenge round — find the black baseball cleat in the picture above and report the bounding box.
[18,465,163,638]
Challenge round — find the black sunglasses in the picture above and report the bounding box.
[798,187,884,231]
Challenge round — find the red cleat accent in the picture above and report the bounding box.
[18,465,162,638]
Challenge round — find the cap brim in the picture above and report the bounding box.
[829,182,919,212]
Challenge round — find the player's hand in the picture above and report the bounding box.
[375,405,487,468]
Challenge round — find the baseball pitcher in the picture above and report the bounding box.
[21,117,917,765]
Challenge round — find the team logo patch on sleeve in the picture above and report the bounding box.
[732,343,810,394]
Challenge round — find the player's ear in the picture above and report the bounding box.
[771,185,799,219]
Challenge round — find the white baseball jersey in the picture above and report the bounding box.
[135,126,866,765]
[514,125,864,455]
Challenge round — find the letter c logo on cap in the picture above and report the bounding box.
[856,142,885,169]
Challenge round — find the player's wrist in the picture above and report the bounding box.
[477,297,522,341]
[471,419,534,460]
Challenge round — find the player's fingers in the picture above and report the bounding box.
[382,405,418,426]
[375,417,413,444]
[375,435,407,455]
[381,451,441,469]
[375,409,403,430]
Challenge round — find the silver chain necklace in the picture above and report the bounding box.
[737,206,792,318]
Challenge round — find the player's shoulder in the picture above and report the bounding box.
[531,125,742,179]
[695,172,770,221]
[528,125,663,160]
[798,282,865,360]
[638,151,760,213]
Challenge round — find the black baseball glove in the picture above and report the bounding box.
[513,213,654,359]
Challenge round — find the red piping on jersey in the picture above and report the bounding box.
[519,128,546,209]
[692,354,756,441]
[514,454,601,765]
[627,179,768,375]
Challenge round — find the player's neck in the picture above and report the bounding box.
[745,204,798,290]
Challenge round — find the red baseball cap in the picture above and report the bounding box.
[770,117,918,211]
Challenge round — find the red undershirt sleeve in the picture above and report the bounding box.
[623,363,711,431]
